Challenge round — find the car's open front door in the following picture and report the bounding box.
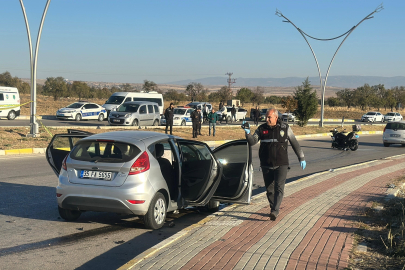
[211,139,253,204]
[46,131,92,177]
[176,139,222,207]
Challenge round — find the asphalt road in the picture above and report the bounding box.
[0,134,402,269]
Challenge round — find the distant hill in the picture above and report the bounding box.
[167,76,405,88]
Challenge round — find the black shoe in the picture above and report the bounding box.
[270,212,278,221]
[199,133,202,135]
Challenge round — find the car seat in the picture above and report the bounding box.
[155,144,174,195]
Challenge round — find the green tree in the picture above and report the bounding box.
[293,78,318,127]
[281,95,298,113]
[208,91,221,103]
[236,87,254,105]
[142,80,159,93]
[0,71,31,94]
[326,97,341,107]
[352,84,375,110]
[72,81,90,100]
[217,86,232,103]
[185,82,204,102]
[264,95,282,104]
[121,83,134,92]
[336,88,353,108]
[42,77,68,101]
[384,89,397,111]
[251,87,265,105]
[196,88,209,102]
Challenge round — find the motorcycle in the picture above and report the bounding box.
[330,127,359,151]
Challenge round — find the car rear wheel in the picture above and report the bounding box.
[226,116,231,123]
[98,113,104,122]
[58,206,81,221]
[144,192,166,230]
[207,200,220,212]
[153,119,159,126]
[383,143,390,147]
[7,110,16,120]
[132,119,138,126]
[75,114,82,121]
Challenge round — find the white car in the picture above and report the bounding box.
[383,121,405,147]
[361,111,384,122]
[281,113,296,122]
[56,102,106,121]
[384,112,403,122]
[216,106,247,123]
[160,107,195,126]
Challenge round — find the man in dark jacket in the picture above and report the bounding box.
[231,105,237,122]
[164,103,174,135]
[191,107,201,138]
[243,108,306,221]
[254,106,261,126]
[207,108,219,136]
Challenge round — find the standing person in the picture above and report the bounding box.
[164,103,174,135]
[242,108,306,221]
[219,102,223,111]
[231,105,237,123]
[254,106,261,126]
[207,108,219,136]
[191,107,201,138]
[203,103,208,123]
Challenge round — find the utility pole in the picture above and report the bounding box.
[225,72,236,101]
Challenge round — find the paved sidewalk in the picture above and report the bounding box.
[119,155,405,270]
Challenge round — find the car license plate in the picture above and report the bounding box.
[80,170,112,180]
[113,119,120,122]
[390,134,401,137]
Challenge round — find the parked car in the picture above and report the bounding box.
[56,101,106,121]
[382,121,405,147]
[259,109,282,122]
[160,107,195,126]
[46,130,253,229]
[185,102,212,112]
[361,111,384,122]
[281,113,296,122]
[384,112,403,122]
[217,106,247,123]
[108,101,160,127]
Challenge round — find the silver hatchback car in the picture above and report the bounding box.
[108,101,160,126]
[46,130,253,229]
[383,121,405,147]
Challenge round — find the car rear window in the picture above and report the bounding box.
[70,141,141,163]
[386,123,405,130]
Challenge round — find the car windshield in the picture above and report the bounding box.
[174,109,187,114]
[70,140,141,163]
[386,123,405,130]
[117,104,139,112]
[187,104,197,109]
[66,103,83,109]
[227,108,232,112]
[366,112,376,115]
[386,113,395,116]
[105,96,125,105]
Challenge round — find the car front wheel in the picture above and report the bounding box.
[7,110,16,120]
[132,119,139,126]
[75,114,82,121]
[58,206,81,221]
[383,143,390,147]
[153,119,159,126]
[144,192,166,230]
[98,113,104,121]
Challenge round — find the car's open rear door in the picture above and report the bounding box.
[46,131,92,177]
[211,139,253,204]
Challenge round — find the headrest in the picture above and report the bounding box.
[155,144,164,158]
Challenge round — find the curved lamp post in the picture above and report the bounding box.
[19,0,52,137]
[276,4,383,127]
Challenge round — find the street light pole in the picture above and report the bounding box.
[276,4,383,127]
[19,0,52,137]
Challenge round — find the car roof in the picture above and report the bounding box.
[123,101,158,105]
[80,131,181,144]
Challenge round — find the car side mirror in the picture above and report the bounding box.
[112,107,117,111]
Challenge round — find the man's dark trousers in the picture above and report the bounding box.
[262,165,289,215]
[192,122,199,138]
[165,119,173,135]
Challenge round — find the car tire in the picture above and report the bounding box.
[132,119,138,126]
[75,114,82,121]
[58,206,81,221]
[181,120,186,126]
[153,119,159,126]
[143,192,166,230]
[98,113,104,122]
[207,200,220,212]
[383,143,390,147]
[226,116,231,123]
[7,110,16,120]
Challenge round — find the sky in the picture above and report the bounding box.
[0,0,403,84]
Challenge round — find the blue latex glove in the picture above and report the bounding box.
[300,161,306,170]
[242,120,250,134]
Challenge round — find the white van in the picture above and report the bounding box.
[0,86,20,120]
[103,92,164,118]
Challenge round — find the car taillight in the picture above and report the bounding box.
[129,151,150,175]
[383,126,386,132]
[127,200,145,204]
[62,155,68,171]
